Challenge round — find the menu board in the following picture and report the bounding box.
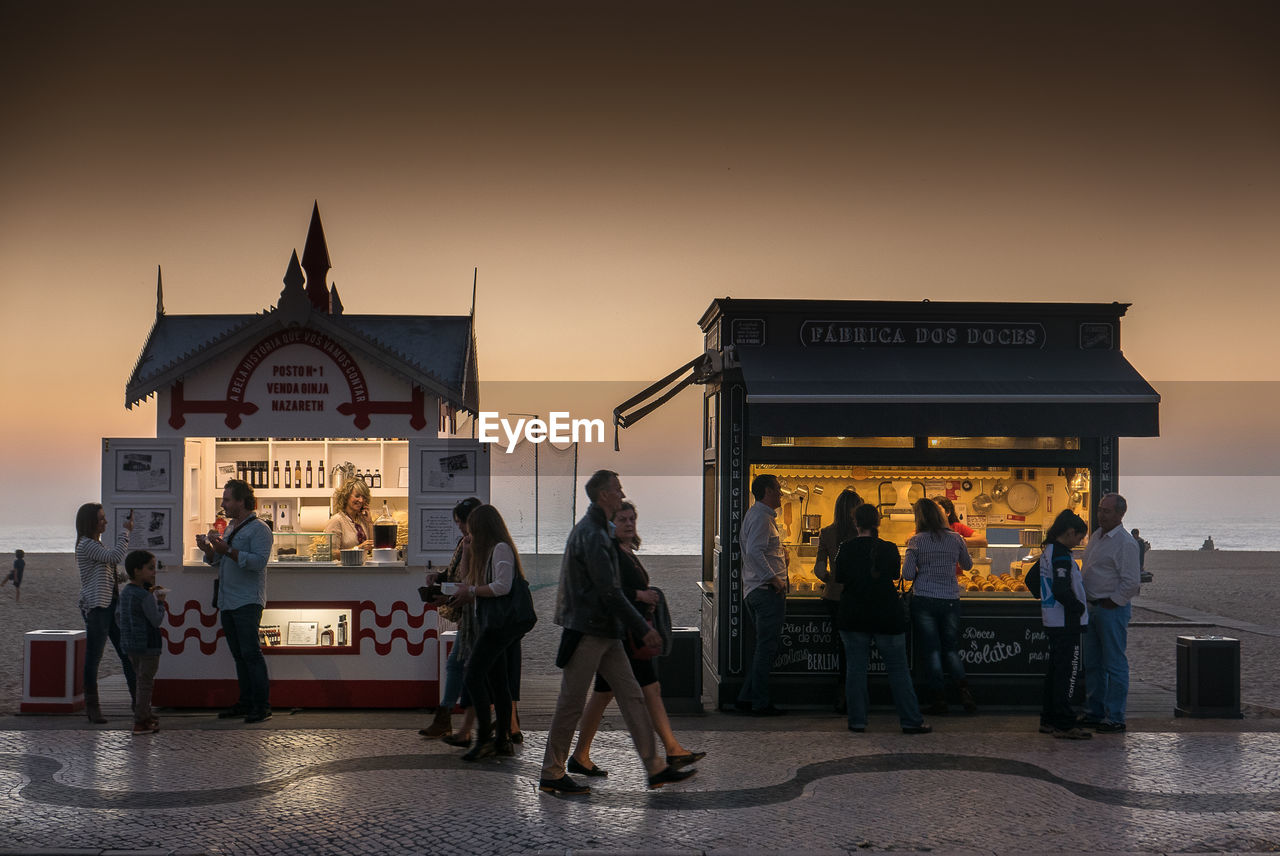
[955,614,1050,676]
[770,616,842,675]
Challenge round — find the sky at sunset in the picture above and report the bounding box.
[2,1,1279,531]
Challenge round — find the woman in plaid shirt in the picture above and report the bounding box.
[903,498,977,716]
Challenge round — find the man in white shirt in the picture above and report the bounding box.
[1080,492,1142,733]
[735,473,789,716]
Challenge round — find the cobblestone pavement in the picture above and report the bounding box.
[3,721,1280,856]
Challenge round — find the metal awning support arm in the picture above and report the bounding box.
[613,352,718,450]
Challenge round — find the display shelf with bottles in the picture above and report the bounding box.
[259,602,358,655]
[209,437,406,498]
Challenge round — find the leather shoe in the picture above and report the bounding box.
[494,740,516,757]
[217,706,249,720]
[666,751,706,769]
[243,708,272,724]
[568,757,608,777]
[538,775,590,795]
[1094,721,1127,733]
[901,725,933,735]
[462,740,496,762]
[442,733,472,748]
[751,705,785,717]
[848,726,866,733]
[647,765,697,789]
[1077,717,1104,729]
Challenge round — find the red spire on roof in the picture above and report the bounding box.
[301,201,331,312]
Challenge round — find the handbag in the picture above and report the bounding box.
[476,550,537,633]
[627,617,663,660]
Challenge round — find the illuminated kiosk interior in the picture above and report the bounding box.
[106,204,485,709]
[617,298,1160,707]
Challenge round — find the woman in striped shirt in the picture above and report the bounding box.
[75,503,138,724]
[903,497,977,716]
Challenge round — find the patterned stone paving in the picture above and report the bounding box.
[2,727,1279,855]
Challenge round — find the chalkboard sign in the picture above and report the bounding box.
[955,615,1051,676]
[771,616,841,675]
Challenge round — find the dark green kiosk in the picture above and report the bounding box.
[617,299,1160,709]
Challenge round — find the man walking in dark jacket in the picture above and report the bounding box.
[538,470,697,795]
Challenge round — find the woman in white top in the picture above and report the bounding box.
[449,504,535,761]
[324,477,374,550]
[74,502,138,723]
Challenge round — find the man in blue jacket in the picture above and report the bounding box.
[198,479,274,724]
[538,470,696,796]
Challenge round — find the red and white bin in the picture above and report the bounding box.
[22,630,87,714]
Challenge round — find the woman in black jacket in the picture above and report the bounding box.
[835,503,931,735]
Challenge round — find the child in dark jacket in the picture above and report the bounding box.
[117,550,167,735]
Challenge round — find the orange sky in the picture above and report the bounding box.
[2,1,1280,526]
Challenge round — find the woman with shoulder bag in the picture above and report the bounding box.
[75,502,138,723]
[449,504,536,761]
[568,501,704,777]
[836,503,930,734]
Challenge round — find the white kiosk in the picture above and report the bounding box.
[106,205,486,708]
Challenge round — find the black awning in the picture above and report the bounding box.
[738,347,1160,437]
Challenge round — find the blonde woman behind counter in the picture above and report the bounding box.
[325,477,374,550]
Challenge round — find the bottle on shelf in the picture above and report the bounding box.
[294,460,302,487]
[214,509,228,536]
[337,614,348,646]
[373,468,382,488]
[284,460,292,489]
[236,460,246,482]
[306,460,313,488]
[317,461,325,489]
[320,624,334,646]
[272,460,280,489]
[374,501,397,549]
[355,468,366,487]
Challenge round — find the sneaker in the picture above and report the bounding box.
[217,706,249,719]
[244,708,272,724]
[1094,721,1127,733]
[901,725,933,735]
[538,775,590,796]
[647,765,697,790]
[1077,717,1104,729]
[1052,727,1093,740]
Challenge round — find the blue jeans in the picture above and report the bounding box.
[738,586,786,710]
[221,604,269,711]
[910,595,967,692]
[81,590,137,701]
[441,647,469,709]
[1083,603,1131,724]
[841,630,923,729]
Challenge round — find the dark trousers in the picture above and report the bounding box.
[221,604,269,711]
[82,590,137,701]
[465,624,526,743]
[1041,628,1083,730]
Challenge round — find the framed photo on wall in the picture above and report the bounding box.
[114,449,173,493]
[420,449,477,493]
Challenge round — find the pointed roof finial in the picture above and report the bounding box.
[301,201,331,313]
[277,249,311,323]
[156,265,165,317]
[329,283,344,315]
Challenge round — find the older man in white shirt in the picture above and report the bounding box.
[1080,492,1142,733]
[735,473,789,716]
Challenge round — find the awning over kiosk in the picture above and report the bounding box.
[738,347,1160,437]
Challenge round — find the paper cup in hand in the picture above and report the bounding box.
[439,582,459,595]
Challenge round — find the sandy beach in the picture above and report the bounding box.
[3,550,1277,716]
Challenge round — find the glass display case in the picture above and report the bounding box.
[271,531,338,564]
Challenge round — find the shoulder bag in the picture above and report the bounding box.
[476,550,537,634]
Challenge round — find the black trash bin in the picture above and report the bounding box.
[660,627,703,715]
[1175,635,1242,718]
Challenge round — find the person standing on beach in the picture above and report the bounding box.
[75,503,138,723]
[538,470,696,796]
[2,550,22,602]
[1080,493,1142,733]
[736,473,789,716]
[197,479,274,724]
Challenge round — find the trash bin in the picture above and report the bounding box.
[661,627,703,715]
[1175,635,1242,718]
[22,630,87,714]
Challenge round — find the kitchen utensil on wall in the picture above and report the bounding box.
[972,479,994,514]
[1006,482,1040,515]
[992,479,1009,501]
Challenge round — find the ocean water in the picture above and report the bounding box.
[6,476,1274,555]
